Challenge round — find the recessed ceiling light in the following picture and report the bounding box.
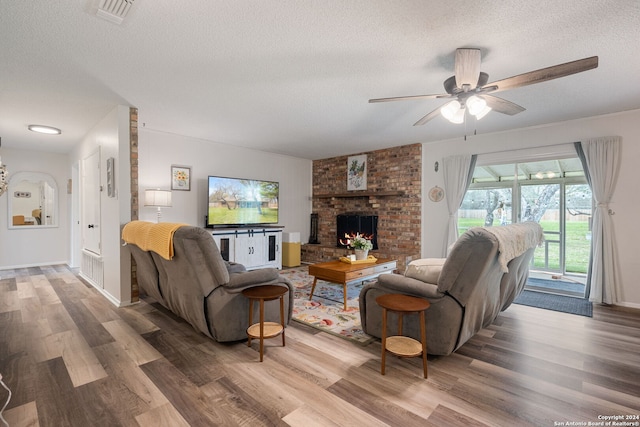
[28,125,62,135]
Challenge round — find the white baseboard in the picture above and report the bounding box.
[613,301,640,310]
[0,260,69,270]
[78,272,132,307]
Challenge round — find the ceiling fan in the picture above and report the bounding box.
[369,48,598,126]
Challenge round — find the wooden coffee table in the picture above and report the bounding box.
[308,258,397,310]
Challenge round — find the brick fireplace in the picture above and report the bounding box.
[302,143,422,273]
[336,214,378,249]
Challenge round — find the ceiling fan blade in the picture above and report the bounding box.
[369,93,445,103]
[413,106,443,126]
[483,95,526,115]
[486,56,598,93]
[455,48,482,89]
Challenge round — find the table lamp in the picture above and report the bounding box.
[144,189,172,222]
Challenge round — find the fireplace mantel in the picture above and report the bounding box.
[313,190,404,199]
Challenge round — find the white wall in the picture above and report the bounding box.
[138,129,312,240]
[422,109,640,308]
[70,105,132,306]
[7,105,634,307]
[0,148,70,268]
[0,109,311,306]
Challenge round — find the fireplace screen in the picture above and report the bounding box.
[336,214,378,250]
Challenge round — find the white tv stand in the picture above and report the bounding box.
[210,227,282,270]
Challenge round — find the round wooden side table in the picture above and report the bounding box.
[376,293,431,378]
[242,285,288,362]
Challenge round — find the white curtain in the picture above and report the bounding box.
[575,136,621,304]
[442,154,477,255]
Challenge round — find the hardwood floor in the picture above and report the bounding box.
[1,265,639,426]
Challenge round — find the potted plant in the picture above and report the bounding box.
[350,234,373,260]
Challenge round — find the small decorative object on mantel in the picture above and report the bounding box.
[350,233,373,260]
[171,165,191,191]
[347,154,367,191]
[429,186,444,203]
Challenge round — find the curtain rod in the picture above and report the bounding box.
[474,141,577,157]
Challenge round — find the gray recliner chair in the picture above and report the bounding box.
[127,225,293,342]
[359,223,542,356]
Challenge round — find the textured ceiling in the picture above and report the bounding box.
[1,0,639,160]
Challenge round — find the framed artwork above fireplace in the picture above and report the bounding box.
[347,154,367,191]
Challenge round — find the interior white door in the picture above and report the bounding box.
[41,181,55,225]
[82,149,101,255]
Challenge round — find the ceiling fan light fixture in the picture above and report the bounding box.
[369,49,597,128]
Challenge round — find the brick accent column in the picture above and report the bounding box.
[129,107,139,302]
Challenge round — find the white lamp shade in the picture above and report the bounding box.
[466,96,487,116]
[440,100,461,121]
[451,107,465,124]
[474,105,492,120]
[144,189,172,207]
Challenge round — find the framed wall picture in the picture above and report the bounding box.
[106,157,115,197]
[171,165,191,191]
[347,154,367,190]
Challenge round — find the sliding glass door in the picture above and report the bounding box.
[564,183,592,276]
[458,157,591,297]
[521,182,562,273]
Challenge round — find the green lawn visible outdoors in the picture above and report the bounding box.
[457,218,590,274]
[208,207,278,225]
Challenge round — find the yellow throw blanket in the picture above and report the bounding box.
[122,221,188,260]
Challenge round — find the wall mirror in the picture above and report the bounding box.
[8,171,59,229]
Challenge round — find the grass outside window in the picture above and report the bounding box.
[457,219,590,274]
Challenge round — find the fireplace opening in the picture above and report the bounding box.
[336,214,378,250]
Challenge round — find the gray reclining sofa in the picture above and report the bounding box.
[126,224,294,342]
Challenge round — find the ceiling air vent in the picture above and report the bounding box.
[96,0,136,25]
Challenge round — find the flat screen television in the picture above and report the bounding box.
[206,175,279,227]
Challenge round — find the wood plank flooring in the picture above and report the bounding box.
[1,265,639,426]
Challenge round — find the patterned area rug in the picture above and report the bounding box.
[278,266,375,345]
